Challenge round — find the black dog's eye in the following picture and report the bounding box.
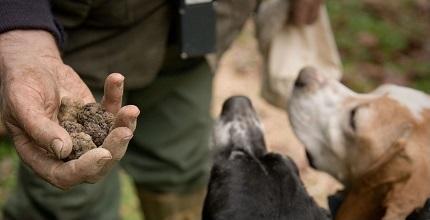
[349,107,358,131]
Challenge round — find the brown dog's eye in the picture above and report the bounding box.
[350,107,358,131]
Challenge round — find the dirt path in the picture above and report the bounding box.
[212,23,341,207]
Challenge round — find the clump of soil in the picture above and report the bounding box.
[58,99,114,161]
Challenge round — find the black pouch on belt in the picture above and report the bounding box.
[178,0,216,58]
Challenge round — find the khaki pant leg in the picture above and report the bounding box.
[3,163,120,220]
[121,60,213,220]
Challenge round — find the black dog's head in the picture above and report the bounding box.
[203,96,330,220]
[211,95,266,158]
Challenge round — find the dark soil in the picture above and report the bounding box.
[58,99,114,161]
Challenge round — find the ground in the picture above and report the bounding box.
[0,0,429,219]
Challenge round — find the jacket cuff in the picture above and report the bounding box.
[0,0,65,47]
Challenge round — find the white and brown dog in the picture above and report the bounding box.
[287,67,430,220]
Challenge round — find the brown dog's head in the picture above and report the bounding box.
[287,67,430,219]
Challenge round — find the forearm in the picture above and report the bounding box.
[0,30,62,80]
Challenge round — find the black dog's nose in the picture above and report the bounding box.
[221,96,253,116]
[294,66,318,88]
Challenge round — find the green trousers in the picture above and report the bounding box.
[2,60,212,220]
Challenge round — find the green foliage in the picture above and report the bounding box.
[0,139,13,159]
[327,0,430,92]
[0,139,17,209]
[120,172,143,220]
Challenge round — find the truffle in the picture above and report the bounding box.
[58,100,115,160]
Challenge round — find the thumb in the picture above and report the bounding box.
[8,114,73,159]
[3,79,73,159]
[4,96,72,159]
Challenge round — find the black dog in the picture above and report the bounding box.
[203,96,330,220]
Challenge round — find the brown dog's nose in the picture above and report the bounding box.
[294,66,319,89]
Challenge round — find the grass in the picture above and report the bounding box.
[120,172,142,220]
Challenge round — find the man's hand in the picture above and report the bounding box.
[0,30,139,189]
[289,0,324,25]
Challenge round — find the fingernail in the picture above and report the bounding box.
[123,134,133,141]
[134,108,141,117]
[51,139,64,159]
[97,156,112,165]
[117,79,124,86]
[114,76,124,86]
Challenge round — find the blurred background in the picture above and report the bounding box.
[1,0,429,219]
[331,0,430,92]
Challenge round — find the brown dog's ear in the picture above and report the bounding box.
[362,138,412,189]
[381,124,429,220]
[335,131,414,220]
[381,153,418,219]
[383,165,430,219]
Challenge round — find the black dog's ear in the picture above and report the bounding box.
[271,154,300,177]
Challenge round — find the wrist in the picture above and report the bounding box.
[0,30,62,78]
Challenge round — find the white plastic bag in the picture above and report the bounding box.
[260,6,342,108]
